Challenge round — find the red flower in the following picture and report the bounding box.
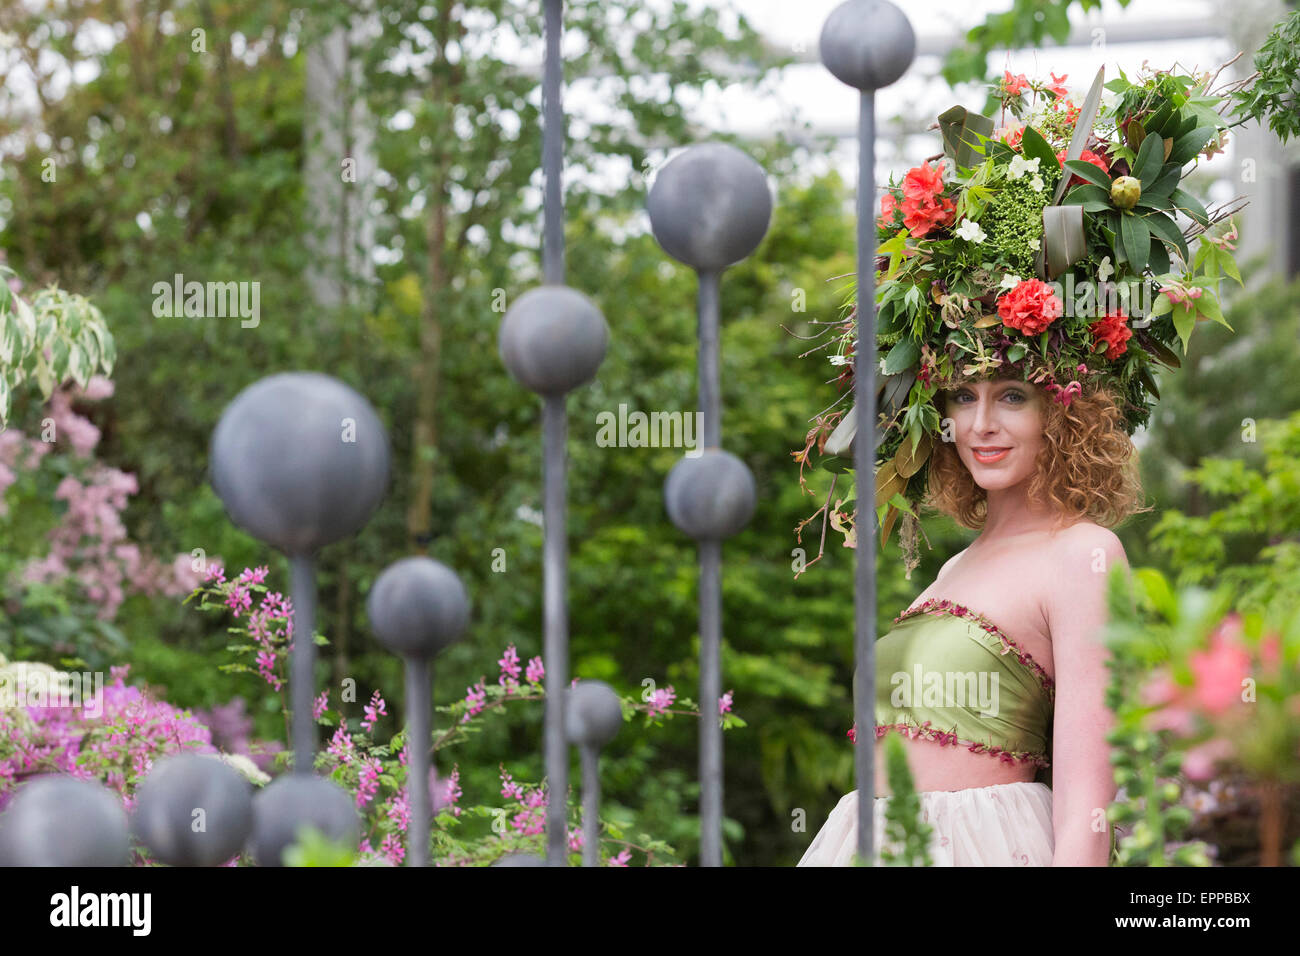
[1046,72,1069,97]
[878,191,900,228]
[899,161,955,238]
[996,279,1063,336]
[1088,308,1132,360]
[1002,70,1029,96]
[1056,148,1110,190]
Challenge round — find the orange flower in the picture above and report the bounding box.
[1088,308,1131,360]
[1056,148,1110,190]
[1002,70,1029,96]
[899,161,955,238]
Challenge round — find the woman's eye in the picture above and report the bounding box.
[1004,391,1025,403]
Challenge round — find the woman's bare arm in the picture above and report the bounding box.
[1045,523,1129,866]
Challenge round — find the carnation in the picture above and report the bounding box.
[1088,308,1132,360]
[996,278,1063,336]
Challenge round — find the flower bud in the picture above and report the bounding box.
[1110,175,1141,210]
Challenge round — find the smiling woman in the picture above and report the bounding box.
[926,377,1150,532]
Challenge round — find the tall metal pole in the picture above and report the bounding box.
[541,0,570,866]
[818,0,915,867]
[290,558,317,774]
[853,89,878,865]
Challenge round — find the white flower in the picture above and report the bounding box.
[1008,154,1041,180]
[1029,175,1044,193]
[1097,256,1114,283]
[999,273,1022,291]
[828,354,849,366]
[955,219,986,243]
[1029,238,1041,251]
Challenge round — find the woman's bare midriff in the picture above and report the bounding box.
[872,736,1037,797]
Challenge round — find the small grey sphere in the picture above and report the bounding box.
[0,776,129,866]
[664,449,757,541]
[493,853,547,866]
[646,142,772,272]
[819,0,916,91]
[209,372,391,555]
[131,754,253,867]
[368,556,470,659]
[250,775,360,867]
[565,680,623,748]
[499,285,609,397]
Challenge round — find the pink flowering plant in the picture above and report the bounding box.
[187,567,746,865]
[1102,565,1300,867]
[0,374,201,670]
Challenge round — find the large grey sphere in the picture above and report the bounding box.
[0,776,129,866]
[131,755,253,867]
[368,556,471,659]
[499,285,609,397]
[209,372,391,555]
[565,680,623,748]
[819,0,916,91]
[664,449,757,541]
[250,775,359,867]
[646,143,772,271]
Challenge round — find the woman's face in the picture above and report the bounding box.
[943,378,1046,491]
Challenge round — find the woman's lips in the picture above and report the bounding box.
[972,447,1011,463]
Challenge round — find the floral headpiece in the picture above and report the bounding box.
[793,64,1246,576]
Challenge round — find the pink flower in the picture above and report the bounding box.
[355,757,383,807]
[238,565,268,585]
[313,690,329,721]
[1188,613,1250,715]
[361,690,388,733]
[718,690,734,715]
[380,832,405,865]
[646,685,676,717]
[461,682,487,723]
[608,849,633,866]
[567,827,584,852]
[1183,737,1235,781]
[526,656,545,684]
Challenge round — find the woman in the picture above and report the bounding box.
[797,373,1149,866]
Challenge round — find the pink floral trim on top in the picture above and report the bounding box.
[894,597,1056,699]
[846,718,1050,769]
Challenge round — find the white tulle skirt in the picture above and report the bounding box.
[797,781,1054,866]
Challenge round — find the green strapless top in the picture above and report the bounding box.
[852,598,1055,768]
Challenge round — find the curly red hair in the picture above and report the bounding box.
[923,380,1151,530]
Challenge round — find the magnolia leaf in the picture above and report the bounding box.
[1132,131,1165,187]
[937,105,995,171]
[1062,159,1112,190]
[894,429,932,479]
[1120,212,1151,275]
[1143,211,1189,261]
[875,460,905,510]
[1169,187,1210,226]
[883,337,920,375]
[1018,125,1058,175]
[1048,65,1106,207]
[881,505,899,548]
[1042,204,1087,279]
[973,313,1001,328]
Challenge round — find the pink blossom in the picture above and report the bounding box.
[1183,737,1235,781]
[355,757,383,808]
[1189,614,1250,715]
[313,690,329,721]
[719,690,734,716]
[646,685,676,717]
[361,690,388,733]
[380,832,405,865]
[608,849,633,867]
[526,656,545,684]
[461,682,487,723]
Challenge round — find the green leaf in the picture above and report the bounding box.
[1018,125,1058,175]
[1142,212,1189,262]
[883,337,920,375]
[1120,213,1151,275]
[1062,159,1112,190]
[1169,187,1210,226]
[1168,125,1216,166]
[1006,343,1026,363]
[1132,130,1165,187]
[937,104,996,171]
[1049,66,1107,206]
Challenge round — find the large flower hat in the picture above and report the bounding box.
[793,64,1246,576]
